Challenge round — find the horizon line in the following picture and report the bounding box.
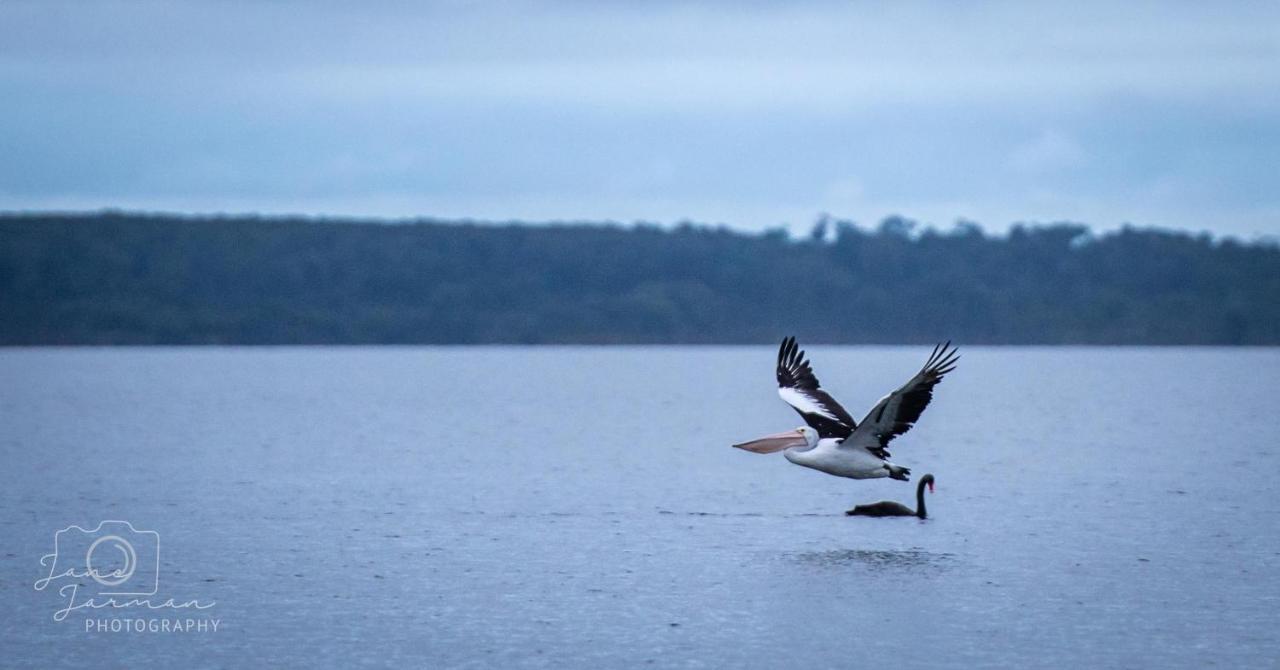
[2,207,1270,244]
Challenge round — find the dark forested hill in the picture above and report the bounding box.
[1,212,1277,344]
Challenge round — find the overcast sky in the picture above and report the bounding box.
[2,1,1277,236]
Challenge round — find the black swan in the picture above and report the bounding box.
[845,474,935,518]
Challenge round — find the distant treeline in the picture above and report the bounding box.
[1,211,1277,345]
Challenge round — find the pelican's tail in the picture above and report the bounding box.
[886,464,911,481]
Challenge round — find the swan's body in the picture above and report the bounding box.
[847,474,936,518]
[734,338,958,484]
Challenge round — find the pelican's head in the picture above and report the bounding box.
[732,426,816,454]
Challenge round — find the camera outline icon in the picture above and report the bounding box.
[51,520,160,597]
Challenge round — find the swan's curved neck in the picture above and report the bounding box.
[915,479,929,519]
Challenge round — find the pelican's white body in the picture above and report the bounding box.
[781,436,896,479]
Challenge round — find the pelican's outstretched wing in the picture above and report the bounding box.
[843,342,959,460]
[775,336,857,439]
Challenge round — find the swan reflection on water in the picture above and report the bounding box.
[787,548,955,572]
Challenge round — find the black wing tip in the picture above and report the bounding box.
[777,335,810,382]
[777,335,802,386]
[924,340,960,378]
[778,335,797,362]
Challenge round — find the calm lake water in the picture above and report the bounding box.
[1,346,1278,668]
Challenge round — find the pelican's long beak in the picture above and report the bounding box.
[732,429,806,454]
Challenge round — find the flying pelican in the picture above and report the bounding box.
[733,337,958,482]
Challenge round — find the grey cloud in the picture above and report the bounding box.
[0,1,1277,236]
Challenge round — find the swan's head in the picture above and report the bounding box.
[921,473,935,493]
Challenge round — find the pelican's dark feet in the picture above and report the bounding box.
[886,464,911,481]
